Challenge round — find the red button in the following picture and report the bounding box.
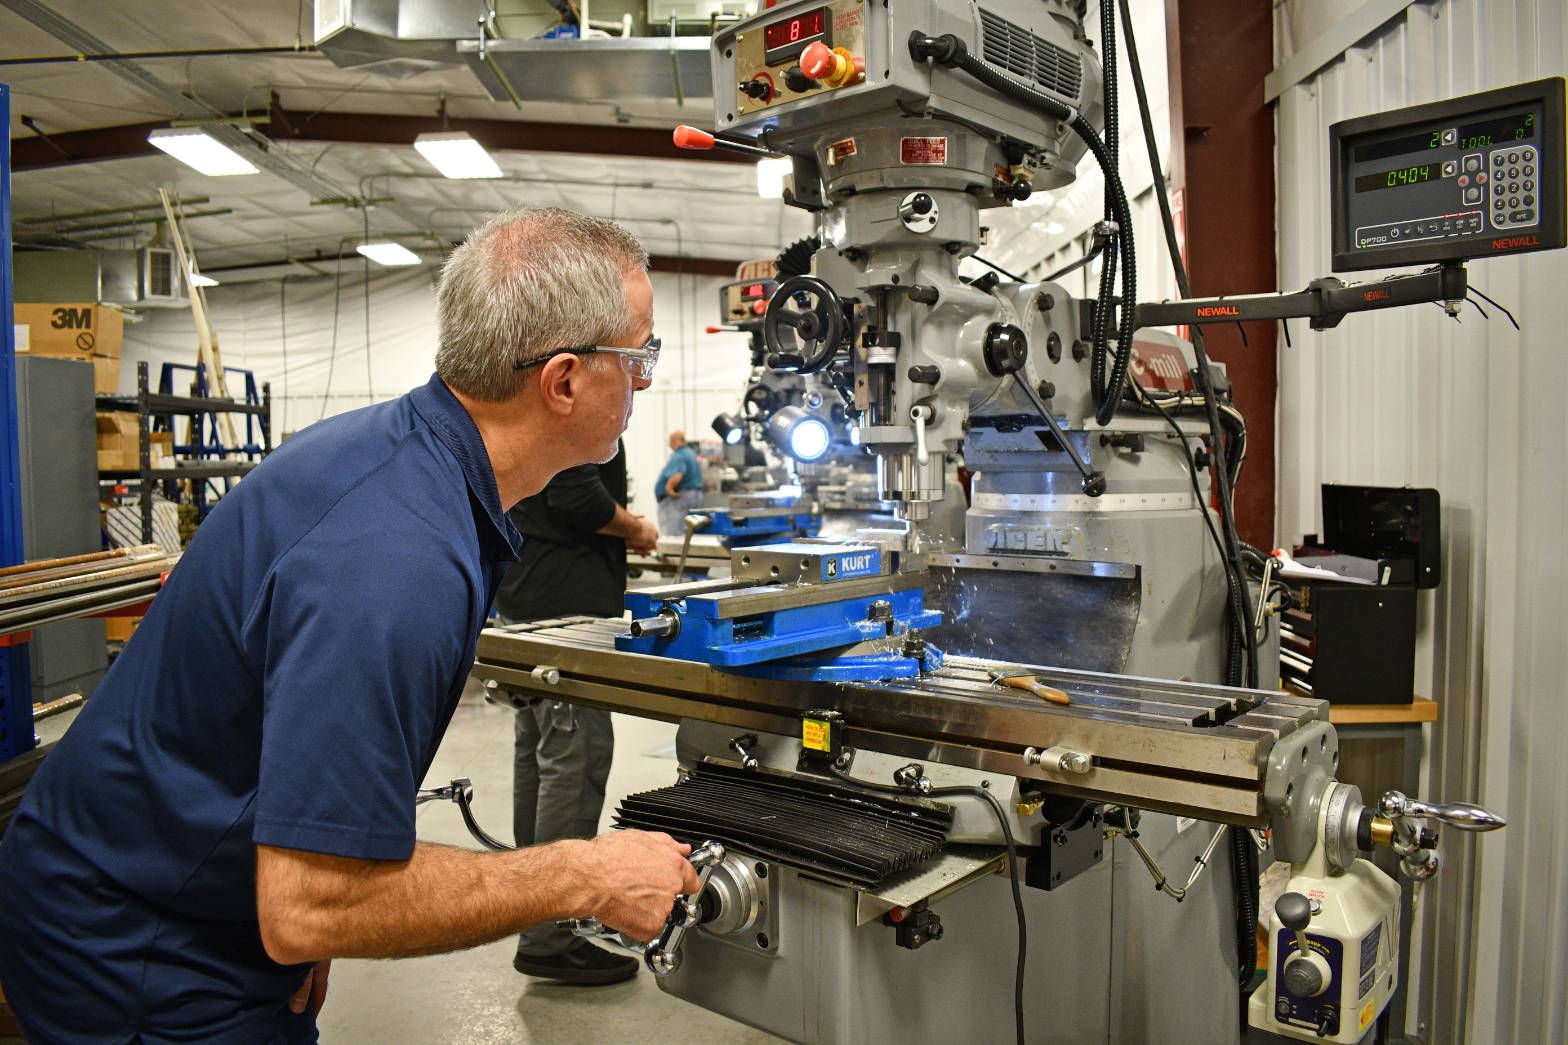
[1477,173,1487,184]
[1458,175,1469,187]
[801,41,837,80]
[752,301,766,316]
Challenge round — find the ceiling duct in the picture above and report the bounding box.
[313,0,480,78]
[460,35,714,103]
[312,0,712,101]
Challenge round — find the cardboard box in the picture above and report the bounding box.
[97,413,174,472]
[14,303,125,394]
[96,411,141,471]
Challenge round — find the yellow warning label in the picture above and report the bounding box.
[1360,1000,1375,1029]
[802,718,831,752]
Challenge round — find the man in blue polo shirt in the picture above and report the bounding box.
[0,207,699,1042]
[655,429,705,534]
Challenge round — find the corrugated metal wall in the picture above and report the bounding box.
[1273,3,1567,1042]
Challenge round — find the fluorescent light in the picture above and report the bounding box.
[147,127,258,176]
[756,157,792,199]
[188,272,219,287]
[1044,222,1066,235]
[413,131,503,180]
[356,242,422,267]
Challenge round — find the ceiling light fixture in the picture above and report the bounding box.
[147,127,258,177]
[356,242,422,267]
[413,131,503,180]
[188,272,219,288]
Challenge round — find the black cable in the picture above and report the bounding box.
[1114,0,1256,691]
[1468,285,1521,330]
[829,765,1026,1045]
[971,254,1027,283]
[1116,7,1264,976]
[909,32,1137,426]
[317,245,346,422]
[1090,0,1120,413]
[278,277,289,434]
[362,207,375,407]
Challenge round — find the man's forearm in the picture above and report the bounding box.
[257,839,595,964]
[595,504,640,540]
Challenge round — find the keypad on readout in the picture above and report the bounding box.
[1490,144,1539,229]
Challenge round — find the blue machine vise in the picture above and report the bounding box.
[618,541,942,681]
[699,506,822,547]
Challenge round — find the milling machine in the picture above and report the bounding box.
[464,6,1563,1043]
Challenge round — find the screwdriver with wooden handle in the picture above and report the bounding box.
[990,670,1071,706]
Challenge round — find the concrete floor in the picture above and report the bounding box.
[316,686,783,1044]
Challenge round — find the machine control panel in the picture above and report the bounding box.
[720,278,778,323]
[727,0,867,118]
[1330,77,1564,271]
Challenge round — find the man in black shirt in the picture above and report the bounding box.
[494,439,659,984]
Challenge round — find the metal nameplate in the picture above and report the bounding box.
[972,491,1198,513]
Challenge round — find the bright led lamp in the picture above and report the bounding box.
[413,132,503,180]
[356,242,422,266]
[766,405,832,463]
[147,127,258,177]
[712,412,747,446]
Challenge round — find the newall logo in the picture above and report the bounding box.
[1364,289,1391,302]
[1194,306,1239,317]
[1492,235,1540,250]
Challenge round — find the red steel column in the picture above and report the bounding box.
[1165,0,1278,547]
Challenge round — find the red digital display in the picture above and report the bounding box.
[762,8,829,64]
[741,282,769,299]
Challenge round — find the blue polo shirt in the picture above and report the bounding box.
[0,374,520,1043]
[655,444,703,502]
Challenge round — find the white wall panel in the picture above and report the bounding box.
[1273,2,1567,1042]
[121,266,746,516]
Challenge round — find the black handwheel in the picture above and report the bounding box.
[764,275,846,374]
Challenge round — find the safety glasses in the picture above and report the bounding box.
[514,335,661,381]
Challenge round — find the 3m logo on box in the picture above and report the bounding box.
[822,550,879,582]
[900,137,948,165]
[50,306,93,330]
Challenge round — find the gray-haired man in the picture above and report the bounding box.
[0,207,698,1042]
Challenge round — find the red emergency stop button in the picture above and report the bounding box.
[752,300,767,316]
[800,41,865,88]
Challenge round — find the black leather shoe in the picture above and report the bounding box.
[513,939,640,986]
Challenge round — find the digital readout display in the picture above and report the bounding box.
[1354,163,1439,193]
[1355,129,1444,164]
[1456,110,1535,150]
[763,8,829,64]
[741,282,770,299]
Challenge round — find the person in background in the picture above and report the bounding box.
[655,429,705,534]
[493,439,659,985]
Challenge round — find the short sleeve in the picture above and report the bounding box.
[251,516,472,861]
[544,464,617,534]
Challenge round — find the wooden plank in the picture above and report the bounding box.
[1329,696,1438,725]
